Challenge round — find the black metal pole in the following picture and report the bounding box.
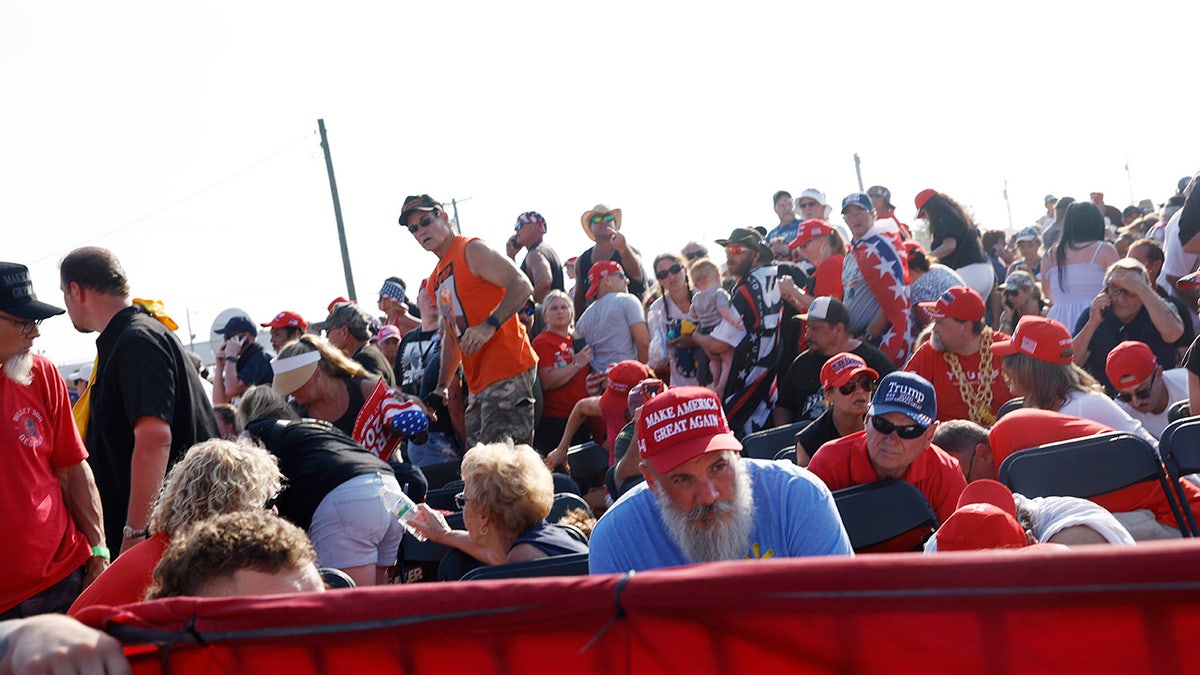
[318,118,356,301]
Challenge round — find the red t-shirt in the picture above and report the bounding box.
[904,336,1012,424]
[1,356,91,613]
[813,254,844,300]
[428,236,538,392]
[531,331,590,419]
[808,430,966,551]
[67,532,170,616]
[989,408,1200,529]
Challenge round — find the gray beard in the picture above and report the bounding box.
[4,351,33,386]
[655,458,755,564]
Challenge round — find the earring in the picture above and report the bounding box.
[480,525,490,537]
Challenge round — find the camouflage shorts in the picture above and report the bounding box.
[465,366,536,449]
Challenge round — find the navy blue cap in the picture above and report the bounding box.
[868,371,937,428]
[841,192,873,214]
[216,315,256,336]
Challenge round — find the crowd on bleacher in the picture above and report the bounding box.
[4,175,1200,668]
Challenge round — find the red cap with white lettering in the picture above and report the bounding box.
[636,386,742,474]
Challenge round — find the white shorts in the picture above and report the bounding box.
[308,472,405,569]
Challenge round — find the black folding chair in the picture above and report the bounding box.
[1157,418,1200,536]
[424,484,463,511]
[831,480,938,551]
[1167,400,1191,424]
[740,421,807,460]
[567,441,609,489]
[394,512,464,583]
[419,459,463,490]
[997,431,1192,537]
[548,492,592,523]
[458,552,590,581]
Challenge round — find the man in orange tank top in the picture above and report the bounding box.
[400,195,539,447]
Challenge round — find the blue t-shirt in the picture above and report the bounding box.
[765,218,801,246]
[588,458,852,574]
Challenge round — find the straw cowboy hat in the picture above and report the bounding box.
[580,204,623,241]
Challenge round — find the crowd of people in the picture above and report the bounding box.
[4,175,1200,667]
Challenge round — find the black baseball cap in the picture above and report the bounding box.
[0,262,65,320]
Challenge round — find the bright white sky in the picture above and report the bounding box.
[4,1,1197,366]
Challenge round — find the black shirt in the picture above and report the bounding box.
[355,343,396,387]
[245,419,389,530]
[1074,304,1185,391]
[87,305,219,551]
[777,341,896,420]
[932,222,987,270]
[574,247,646,317]
[795,409,844,461]
[521,241,565,297]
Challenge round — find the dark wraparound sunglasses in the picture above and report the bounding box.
[870,415,927,439]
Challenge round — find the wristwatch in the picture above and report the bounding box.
[123,525,148,539]
[485,314,501,329]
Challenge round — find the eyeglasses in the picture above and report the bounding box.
[797,201,820,209]
[870,415,927,439]
[683,250,707,261]
[656,264,683,280]
[590,214,616,225]
[454,492,468,509]
[407,214,437,234]
[832,378,878,396]
[0,315,42,335]
[1104,285,1133,298]
[724,245,748,255]
[1115,369,1158,402]
[1003,288,1021,297]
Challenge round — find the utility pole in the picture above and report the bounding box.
[853,153,864,192]
[1003,179,1014,231]
[318,119,357,301]
[1125,155,1136,205]
[448,196,472,234]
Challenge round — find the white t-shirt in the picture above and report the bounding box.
[1158,210,1196,291]
[1058,389,1155,444]
[1115,368,1189,439]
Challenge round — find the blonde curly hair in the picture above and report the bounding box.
[148,439,283,537]
[462,440,554,536]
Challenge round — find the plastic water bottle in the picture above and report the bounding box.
[379,483,427,542]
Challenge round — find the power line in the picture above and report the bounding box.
[32,132,316,263]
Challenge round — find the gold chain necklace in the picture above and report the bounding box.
[944,327,996,426]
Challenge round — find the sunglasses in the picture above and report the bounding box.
[454,492,468,510]
[724,245,748,255]
[407,214,436,234]
[797,200,820,209]
[590,214,616,224]
[1003,288,1021,296]
[683,250,707,261]
[1115,369,1157,402]
[656,263,683,280]
[831,378,878,396]
[870,415,928,439]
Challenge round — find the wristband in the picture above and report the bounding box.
[91,545,111,561]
